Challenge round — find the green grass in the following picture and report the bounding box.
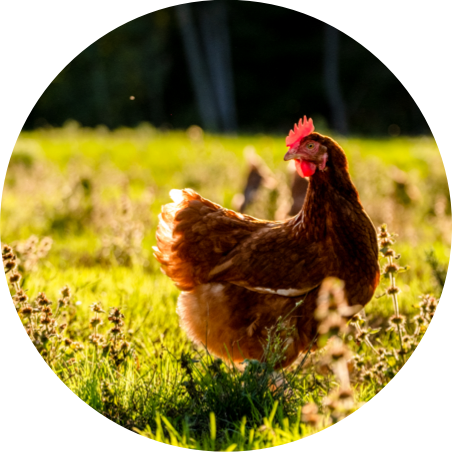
[2,123,450,449]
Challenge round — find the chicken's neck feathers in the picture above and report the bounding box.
[293,168,362,239]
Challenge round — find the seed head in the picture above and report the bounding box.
[15,290,29,303]
[374,361,387,373]
[378,224,388,234]
[89,333,105,345]
[327,338,351,362]
[9,271,21,284]
[40,314,52,324]
[419,294,429,305]
[89,302,105,313]
[318,313,347,337]
[110,326,122,336]
[120,341,131,351]
[386,286,400,295]
[2,245,12,255]
[58,297,70,308]
[60,285,71,298]
[323,396,338,411]
[108,307,124,322]
[337,387,353,400]
[36,292,51,306]
[427,296,438,310]
[413,315,426,326]
[379,238,393,248]
[350,314,361,324]
[90,317,103,328]
[315,278,348,321]
[384,263,399,274]
[108,307,125,331]
[354,355,365,369]
[4,260,17,272]
[20,304,33,317]
[71,342,84,352]
[362,371,373,382]
[401,335,413,349]
[389,314,406,327]
[356,328,372,342]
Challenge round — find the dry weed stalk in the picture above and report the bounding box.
[378,224,409,362]
[14,235,53,272]
[349,225,438,389]
[3,242,135,369]
[3,243,82,365]
[97,193,150,267]
[314,278,360,423]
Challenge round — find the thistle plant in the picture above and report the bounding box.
[103,306,134,367]
[14,235,53,272]
[3,243,83,365]
[314,278,357,423]
[348,226,439,392]
[89,302,106,347]
[3,241,135,371]
[97,194,147,267]
[377,224,409,362]
[349,313,379,355]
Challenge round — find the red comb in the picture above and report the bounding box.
[285,116,315,147]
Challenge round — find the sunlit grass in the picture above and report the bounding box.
[2,124,449,449]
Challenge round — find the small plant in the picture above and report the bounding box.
[97,193,149,267]
[348,225,438,393]
[14,235,53,272]
[103,306,135,367]
[3,242,135,371]
[3,244,81,366]
[313,278,357,424]
[377,224,409,360]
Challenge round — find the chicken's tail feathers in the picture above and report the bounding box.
[154,188,205,290]
[154,188,263,291]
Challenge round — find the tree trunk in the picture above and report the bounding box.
[323,24,348,135]
[91,43,112,128]
[175,3,220,131]
[199,0,237,133]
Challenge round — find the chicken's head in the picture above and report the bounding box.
[284,116,329,178]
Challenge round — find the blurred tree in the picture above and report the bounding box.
[199,0,237,132]
[24,2,430,136]
[176,1,237,132]
[176,3,220,131]
[323,24,348,135]
[90,43,112,128]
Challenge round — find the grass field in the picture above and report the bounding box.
[2,123,450,449]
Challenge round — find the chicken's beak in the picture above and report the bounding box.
[283,148,303,161]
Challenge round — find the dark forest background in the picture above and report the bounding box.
[24,1,430,136]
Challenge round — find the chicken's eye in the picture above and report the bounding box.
[306,143,314,150]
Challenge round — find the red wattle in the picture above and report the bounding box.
[295,159,316,178]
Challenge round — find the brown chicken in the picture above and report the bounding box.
[154,117,380,367]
